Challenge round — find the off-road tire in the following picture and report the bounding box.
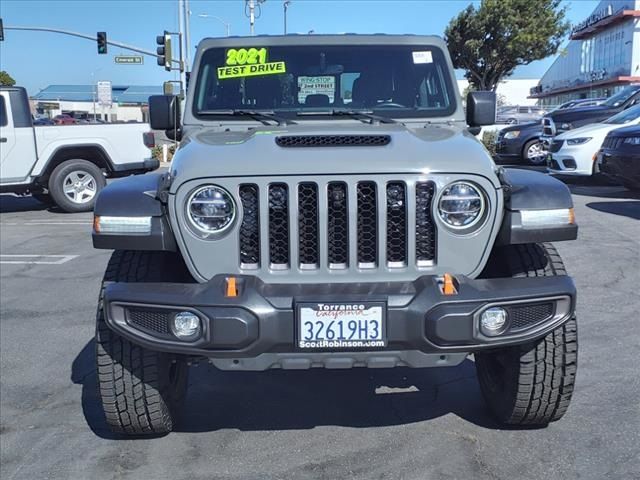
[48,159,106,213]
[95,251,190,436]
[475,243,578,425]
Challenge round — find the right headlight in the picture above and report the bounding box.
[186,185,236,237]
[438,182,486,231]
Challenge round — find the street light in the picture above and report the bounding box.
[283,1,291,35]
[198,14,231,37]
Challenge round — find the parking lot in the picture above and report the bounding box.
[0,181,638,480]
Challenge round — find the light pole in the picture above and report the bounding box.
[283,1,291,35]
[90,68,102,121]
[198,14,231,37]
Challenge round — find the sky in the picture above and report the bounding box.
[0,0,600,94]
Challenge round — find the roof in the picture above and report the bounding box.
[32,84,163,104]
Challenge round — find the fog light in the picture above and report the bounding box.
[480,307,508,336]
[171,311,201,340]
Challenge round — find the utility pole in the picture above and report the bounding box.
[248,0,256,36]
[283,1,290,35]
[183,0,191,73]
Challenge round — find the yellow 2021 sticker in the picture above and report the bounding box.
[217,62,286,80]
[226,48,268,66]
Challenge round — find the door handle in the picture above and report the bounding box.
[0,138,7,143]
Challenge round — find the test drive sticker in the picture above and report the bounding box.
[218,47,286,79]
[412,51,433,64]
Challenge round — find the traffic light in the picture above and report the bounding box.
[156,32,172,71]
[0,18,4,42]
[97,31,107,54]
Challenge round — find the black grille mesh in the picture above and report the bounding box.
[550,140,564,153]
[415,182,436,263]
[327,182,349,265]
[386,182,407,265]
[239,184,260,266]
[127,308,171,335]
[357,182,377,266]
[602,136,623,149]
[268,184,290,265]
[509,303,554,331]
[276,135,391,148]
[298,183,319,266]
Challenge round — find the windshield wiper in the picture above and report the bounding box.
[297,109,397,124]
[198,109,296,126]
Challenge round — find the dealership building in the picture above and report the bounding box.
[530,0,640,106]
[31,84,162,122]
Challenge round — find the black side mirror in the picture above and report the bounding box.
[149,95,181,140]
[466,91,496,127]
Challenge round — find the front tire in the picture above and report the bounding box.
[523,139,547,165]
[475,243,578,425]
[95,251,190,435]
[48,159,106,213]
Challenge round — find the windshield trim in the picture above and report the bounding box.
[190,43,460,123]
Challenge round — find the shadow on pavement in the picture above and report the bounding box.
[586,201,640,220]
[72,339,534,439]
[0,195,58,214]
[568,184,640,200]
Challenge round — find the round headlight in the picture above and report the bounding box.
[187,185,235,236]
[438,182,485,230]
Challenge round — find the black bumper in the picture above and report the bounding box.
[103,274,576,358]
[599,151,640,188]
[110,158,160,177]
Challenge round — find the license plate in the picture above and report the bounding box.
[296,301,386,349]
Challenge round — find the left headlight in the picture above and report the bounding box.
[437,182,486,231]
[566,137,592,145]
[186,185,236,237]
[503,130,521,140]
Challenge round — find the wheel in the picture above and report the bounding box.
[48,159,106,212]
[523,139,547,165]
[96,251,190,436]
[475,243,578,426]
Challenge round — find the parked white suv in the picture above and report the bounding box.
[547,105,640,177]
[0,86,159,212]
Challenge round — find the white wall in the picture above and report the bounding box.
[39,101,145,122]
[457,78,540,106]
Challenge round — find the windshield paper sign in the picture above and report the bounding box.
[298,76,336,103]
[218,47,286,79]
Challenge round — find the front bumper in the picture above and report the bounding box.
[103,274,576,370]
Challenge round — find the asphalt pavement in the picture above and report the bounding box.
[0,182,639,480]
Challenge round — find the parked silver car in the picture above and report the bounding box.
[497,105,547,124]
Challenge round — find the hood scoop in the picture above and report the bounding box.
[275,134,391,148]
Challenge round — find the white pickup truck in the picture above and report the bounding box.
[0,86,159,212]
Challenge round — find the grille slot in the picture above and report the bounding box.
[357,182,378,267]
[127,308,171,335]
[550,140,564,153]
[276,135,391,148]
[298,183,319,268]
[415,182,436,265]
[268,183,290,267]
[508,303,554,331]
[386,182,407,266]
[327,182,349,267]
[239,184,260,267]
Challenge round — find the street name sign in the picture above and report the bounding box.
[115,55,144,65]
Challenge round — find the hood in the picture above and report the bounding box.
[547,104,616,123]
[556,122,611,139]
[169,123,497,190]
[606,124,640,138]
[500,121,540,133]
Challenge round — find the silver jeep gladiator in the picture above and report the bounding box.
[92,35,578,435]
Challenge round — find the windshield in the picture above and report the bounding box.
[603,85,640,107]
[192,44,457,120]
[605,104,640,124]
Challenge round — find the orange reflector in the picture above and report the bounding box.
[225,277,238,297]
[93,216,101,233]
[568,208,575,225]
[442,273,458,296]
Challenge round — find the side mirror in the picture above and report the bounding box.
[466,91,496,127]
[149,95,181,140]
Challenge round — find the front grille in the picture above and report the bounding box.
[508,303,554,331]
[238,179,437,272]
[602,136,623,149]
[276,135,391,148]
[550,140,564,153]
[127,308,171,335]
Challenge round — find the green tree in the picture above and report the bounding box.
[0,71,16,86]
[445,0,569,91]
